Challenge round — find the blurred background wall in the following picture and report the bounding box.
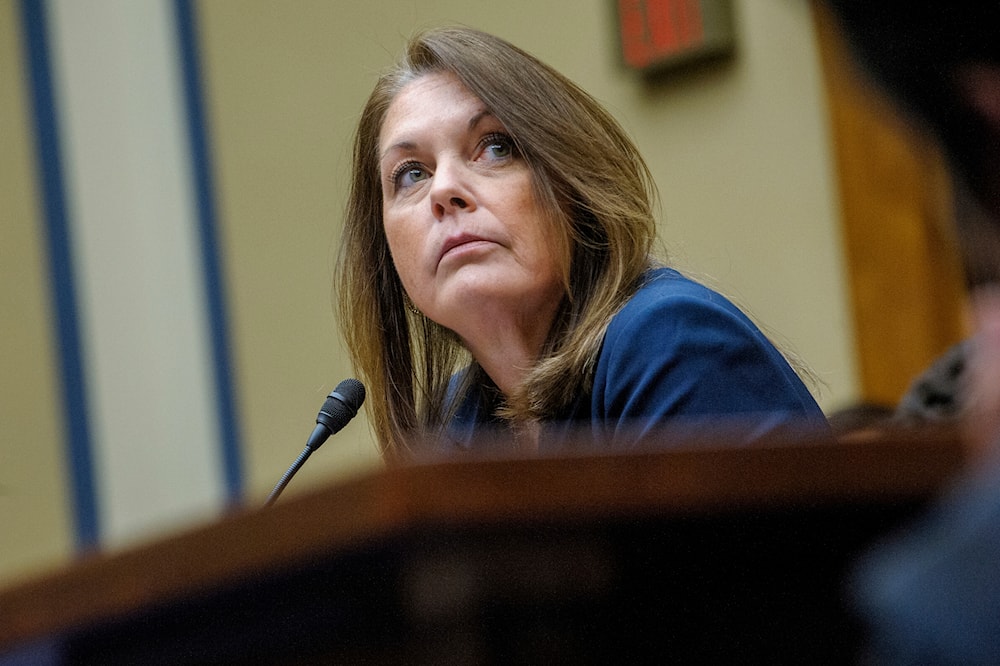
[1,0,857,585]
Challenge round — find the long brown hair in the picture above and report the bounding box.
[337,27,658,458]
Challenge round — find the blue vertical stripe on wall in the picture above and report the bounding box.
[19,0,100,551]
[173,0,245,503]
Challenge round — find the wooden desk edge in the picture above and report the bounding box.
[0,427,968,650]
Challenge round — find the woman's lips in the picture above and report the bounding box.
[438,234,493,264]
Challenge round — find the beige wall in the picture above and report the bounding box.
[0,0,856,586]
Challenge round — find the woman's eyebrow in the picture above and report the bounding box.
[468,108,494,130]
[380,109,496,162]
[380,140,416,162]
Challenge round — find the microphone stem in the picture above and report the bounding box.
[264,445,314,507]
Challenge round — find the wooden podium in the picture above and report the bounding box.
[0,428,966,664]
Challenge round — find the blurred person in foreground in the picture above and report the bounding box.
[335,27,825,462]
[822,2,1000,663]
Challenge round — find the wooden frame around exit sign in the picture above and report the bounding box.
[617,0,735,73]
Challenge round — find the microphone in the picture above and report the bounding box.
[264,378,366,507]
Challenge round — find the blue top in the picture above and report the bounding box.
[445,268,826,452]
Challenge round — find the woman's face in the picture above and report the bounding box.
[378,72,565,343]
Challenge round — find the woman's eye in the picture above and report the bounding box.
[482,133,515,160]
[391,162,429,189]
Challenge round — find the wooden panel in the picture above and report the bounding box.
[0,427,966,659]
[812,4,969,406]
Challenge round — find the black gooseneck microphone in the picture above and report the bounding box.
[264,378,366,507]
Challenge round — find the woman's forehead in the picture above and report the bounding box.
[380,73,486,137]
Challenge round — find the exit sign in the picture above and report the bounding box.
[617,0,735,72]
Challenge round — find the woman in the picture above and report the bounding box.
[337,26,824,460]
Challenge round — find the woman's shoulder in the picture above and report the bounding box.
[590,266,825,431]
[627,267,742,307]
[610,267,758,338]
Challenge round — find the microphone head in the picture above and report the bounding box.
[315,378,366,436]
[331,378,366,413]
[271,378,367,504]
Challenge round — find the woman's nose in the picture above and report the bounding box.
[430,161,476,218]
